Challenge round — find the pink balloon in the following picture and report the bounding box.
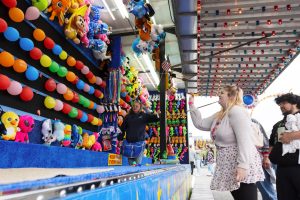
[25,6,40,20]
[96,105,105,113]
[54,99,63,111]
[83,84,90,92]
[7,81,22,95]
[81,65,89,74]
[56,83,67,94]
[96,77,102,85]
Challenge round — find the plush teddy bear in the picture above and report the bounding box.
[53,120,65,142]
[42,119,56,145]
[15,115,34,143]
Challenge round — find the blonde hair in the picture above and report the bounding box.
[217,85,243,120]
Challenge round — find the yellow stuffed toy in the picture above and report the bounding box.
[1,112,19,140]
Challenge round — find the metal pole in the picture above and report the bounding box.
[159,40,167,159]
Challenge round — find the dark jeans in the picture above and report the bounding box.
[128,145,145,165]
[276,166,300,200]
[231,183,257,200]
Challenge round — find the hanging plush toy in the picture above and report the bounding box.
[53,120,65,141]
[128,0,155,19]
[15,115,35,143]
[131,37,157,56]
[1,111,19,141]
[91,132,102,151]
[71,124,83,148]
[47,0,71,26]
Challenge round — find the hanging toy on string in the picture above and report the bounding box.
[47,0,71,26]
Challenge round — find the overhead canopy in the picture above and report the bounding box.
[95,0,300,95]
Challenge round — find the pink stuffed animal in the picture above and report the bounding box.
[15,115,34,143]
[91,132,102,151]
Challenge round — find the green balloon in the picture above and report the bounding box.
[57,66,68,77]
[49,61,59,73]
[78,95,85,105]
[83,99,90,108]
[68,107,78,118]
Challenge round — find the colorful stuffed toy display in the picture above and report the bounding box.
[15,115,35,143]
[1,111,19,141]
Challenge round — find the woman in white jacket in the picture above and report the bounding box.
[189,85,264,200]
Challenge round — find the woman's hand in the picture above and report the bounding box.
[236,167,248,182]
[262,156,271,169]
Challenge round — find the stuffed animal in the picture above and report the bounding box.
[282,114,300,158]
[42,119,56,145]
[15,115,35,143]
[89,39,111,61]
[167,143,175,156]
[61,124,72,147]
[131,37,157,56]
[91,132,102,151]
[1,111,19,140]
[82,132,96,149]
[71,124,83,148]
[64,5,89,44]
[53,120,65,141]
[128,0,155,19]
[47,0,71,26]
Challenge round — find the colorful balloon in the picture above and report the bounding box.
[52,44,62,55]
[40,54,52,67]
[83,84,90,92]
[9,7,24,23]
[80,112,88,122]
[0,74,11,90]
[59,51,67,60]
[3,27,19,42]
[33,29,45,41]
[68,107,78,118]
[67,56,76,66]
[19,38,34,51]
[81,65,89,74]
[88,76,96,84]
[57,66,68,77]
[56,83,67,94]
[76,80,84,90]
[49,61,59,73]
[96,105,105,114]
[25,6,40,20]
[25,66,39,81]
[7,81,22,95]
[43,37,55,49]
[44,79,56,92]
[2,0,17,8]
[66,71,76,82]
[91,117,98,125]
[76,109,83,119]
[75,61,84,70]
[13,59,27,73]
[96,77,102,85]
[0,18,8,33]
[29,47,42,60]
[63,89,74,101]
[20,87,34,101]
[44,96,56,109]
[62,103,72,114]
[0,51,14,67]
[72,92,79,103]
[54,99,63,111]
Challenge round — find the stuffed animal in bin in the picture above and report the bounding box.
[53,120,65,141]
[15,115,35,143]
[1,111,19,140]
[42,119,56,145]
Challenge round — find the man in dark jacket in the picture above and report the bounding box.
[269,93,300,200]
[118,101,159,165]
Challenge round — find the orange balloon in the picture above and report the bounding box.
[33,29,46,41]
[98,118,103,126]
[66,56,76,66]
[0,51,15,67]
[99,92,104,99]
[88,76,96,84]
[13,59,27,73]
[63,89,74,101]
[88,101,94,109]
[9,7,24,23]
[66,71,76,82]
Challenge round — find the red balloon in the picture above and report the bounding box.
[87,114,94,123]
[29,47,42,60]
[44,79,56,92]
[43,37,55,49]
[2,0,17,8]
[72,92,79,103]
[94,89,102,98]
[62,103,72,114]
[85,71,94,79]
[125,95,131,102]
[20,87,34,101]
[0,74,11,90]
[76,109,83,119]
[75,60,84,70]
[0,18,7,33]
[100,81,106,88]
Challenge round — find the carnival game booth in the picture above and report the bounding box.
[0,0,191,199]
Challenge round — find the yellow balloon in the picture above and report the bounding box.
[91,117,99,126]
[44,96,56,109]
[59,51,68,60]
[40,55,52,67]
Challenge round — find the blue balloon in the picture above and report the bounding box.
[19,38,34,51]
[25,66,39,81]
[88,86,95,95]
[243,95,254,106]
[52,44,62,55]
[80,112,88,122]
[4,27,19,42]
[93,103,97,110]
[76,80,84,90]
[121,92,127,97]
